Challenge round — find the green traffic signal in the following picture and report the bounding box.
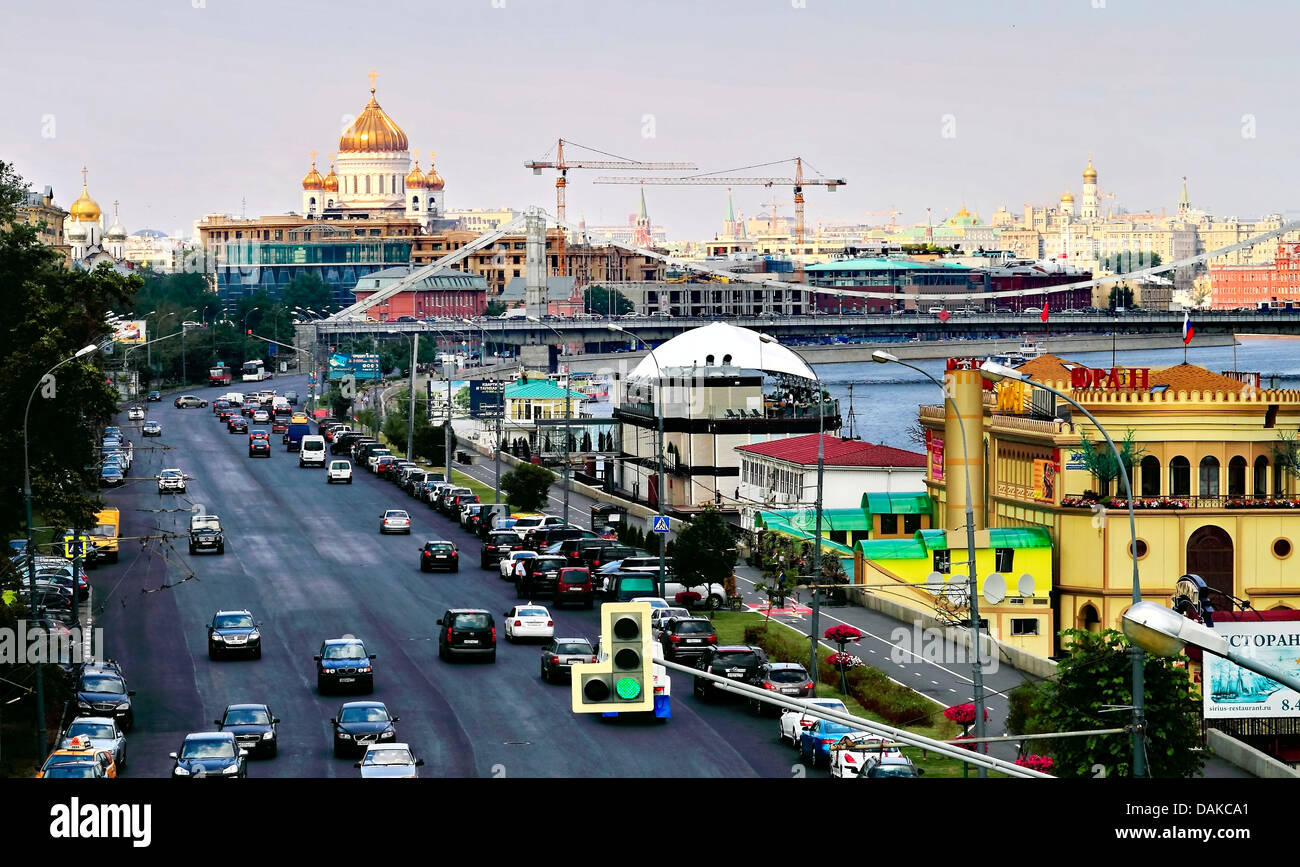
[616,677,642,700]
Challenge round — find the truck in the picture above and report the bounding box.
[89,508,120,564]
[284,421,311,451]
[208,363,232,387]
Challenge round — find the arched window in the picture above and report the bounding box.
[1228,456,1247,497]
[1199,456,1221,497]
[1169,456,1191,497]
[1255,455,1270,499]
[365,175,371,194]
[1079,604,1101,634]
[705,354,715,365]
[1140,455,1161,497]
[411,196,420,212]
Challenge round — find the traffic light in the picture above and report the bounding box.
[571,602,654,713]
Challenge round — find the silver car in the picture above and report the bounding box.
[355,743,423,778]
[61,716,126,770]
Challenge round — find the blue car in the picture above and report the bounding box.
[315,638,375,694]
[170,732,247,778]
[99,465,124,488]
[799,719,868,768]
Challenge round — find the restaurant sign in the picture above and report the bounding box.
[1070,366,1150,389]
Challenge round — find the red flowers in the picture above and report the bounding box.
[824,625,863,644]
[1015,754,1054,773]
[943,703,989,726]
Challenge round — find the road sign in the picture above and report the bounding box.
[651,515,670,534]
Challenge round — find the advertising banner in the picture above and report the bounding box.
[113,320,147,345]
[1203,620,1300,719]
[1032,459,1057,502]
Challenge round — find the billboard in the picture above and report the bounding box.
[1203,619,1300,719]
[113,320,146,345]
[470,380,505,419]
[327,353,382,381]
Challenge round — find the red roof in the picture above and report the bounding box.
[735,434,926,468]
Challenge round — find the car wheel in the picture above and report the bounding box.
[540,662,549,682]
[208,646,217,661]
[268,742,277,758]
[333,741,344,758]
[438,643,447,660]
[317,677,328,694]
[706,594,723,611]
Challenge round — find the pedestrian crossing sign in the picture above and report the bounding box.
[651,516,670,534]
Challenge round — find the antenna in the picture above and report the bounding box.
[847,383,858,440]
[983,573,1007,605]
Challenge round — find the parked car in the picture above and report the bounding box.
[315,637,376,694]
[746,662,815,714]
[419,540,459,572]
[38,738,116,778]
[170,732,247,778]
[437,609,496,662]
[539,637,597,683]
[60,716,127,771]
[330,701,398,757]
[692,645,768,701]
[74,660,135,729]
[214,703,280,758]
[659,617,718,662]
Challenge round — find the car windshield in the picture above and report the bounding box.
[427,543,453,551]
[215,614,254,628]
[453,613,491,629]
[223,708,270,725]
[716,651,761,666]
[181,739,235,759]
[160,470,181,479]
[192,518,220,531]
[515,517,544,528]
[489,533,515,544]
[79,676,125,694]
[518,608,547,617]
[535,558,565,570]
[384,511,408,519]
[658,608,689,621]
[675,621,713,634]
[512,552,536,560]
[67,722,115,739]
[324,643,367,659]
[340,706,389,723]
[90,523,115,537]
[364,748,413,766]
[557,642,592,654]
[331,462,349,470]
[819,721,855,735]
[560,571,589,584]
[45,765,98,778]
[870,764,916,777]
[769,668,809,683]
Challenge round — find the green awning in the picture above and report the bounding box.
[856,538,929,560]
[861,492,932,515]
[986,527,1053,549]
[916,529,948,550]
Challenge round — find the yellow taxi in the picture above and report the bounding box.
[290,412,309,424]
[36,736,118,778]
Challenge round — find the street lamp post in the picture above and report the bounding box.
[610,324,666,598]
[23,342,98,760]
[529,317,575,525]
[873,350,988,776]
[979,359,1146,778]
[462,318,502,504]
[242,307,261,362]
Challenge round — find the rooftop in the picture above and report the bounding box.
[505,380,586,401]
[804,257,973,272]
[736,434,926,468]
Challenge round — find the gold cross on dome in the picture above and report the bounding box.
[81,165,88,186]
[367,69,378,92]
[310,149,317,165]
[428,149,436,163]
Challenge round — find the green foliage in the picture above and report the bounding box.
[484,299,506,318]
[584,285,635,316]
[1274,430,1300,480]
[1077,427,1145,496]
[1023,629,1204,778]
[1004,680,1053,740]
[670,507,736,593]
[1107,285,1137,309]
[382,387,450,464]
[500,462,555,512]
[280,272,332,313]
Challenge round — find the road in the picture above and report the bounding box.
[90,375,812,778]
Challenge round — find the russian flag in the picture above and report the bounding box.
[1182,311,1195,345]
[1040,300,1049,323]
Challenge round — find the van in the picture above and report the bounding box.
[606,573,659,602]
[299,435,327,468]
[90,509,120,564]
[285,422,312,451]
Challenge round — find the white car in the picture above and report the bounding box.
[157,468,187,494]
[503,604,553,642]
[299,435,327,467]
[499,549,537,579]
[629,596,671,610]
[327,460,353,484]
[510,514,563,541]
[60,716,127,770]
[778,697,849,747]
[127,406,144,420]
[356,743,423,778]
[380,510,411,535]
[830,734,904,779]
[650,606,691,639]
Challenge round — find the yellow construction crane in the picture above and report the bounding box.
[595,157,846,245]
[525,139,696,275]
[863,207,902,228]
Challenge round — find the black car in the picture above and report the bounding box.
[582,543,636,571]
[146,390,161,402]
[524,526,595,552]
[285,391,299,405]
[215,703,279,758]
[207,609,262,659]
[170,732,247,778]
[419,540,459,573]
[659,617,718,662]
[517,555,567,598]
[189,514,225,555]
[315,637,376,693]
[539,637,597,683]
[437,609,496,663]
[248,432,271,457]
[333,432,368,456]
[227,416,248,433]
[330,701,399,757]
[480,530,521,569]
[693,645,769,701]
[74,661,135,729]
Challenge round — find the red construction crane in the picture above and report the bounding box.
[525,139,696,275]
[595,157,846,245]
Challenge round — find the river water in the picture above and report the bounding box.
[813,335,1300,451]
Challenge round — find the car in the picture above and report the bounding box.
[142,420,163,436]
[315,637,376,693]
[212,399,230,414]
[650,606,691,638]
[480,529,521,569]
[399,468,427,495]
[271,414,290,434]
[174,394,207,408]
[355,743,423,778]
[418,540,459,572]
[799,719,869,768]
[157,468,187,494]
[228,415,248,433]
[381,509,411,534]
[248,431,271,457]
[460,502,484,529]
[331,701,399,757]
[554,567,595,608]
[366,449,393,472]
[539,637,597,683]
[99,465,125,488]
[859,755,924,778]
[692,645,768,701]
[207,609,261,659]
[127,406,144,420]
[299,435,327,467]
[510,514,563,541]
[500,549,537,580]
[146,390,161,402]
[60,717,127,770]
[252,409,270,424]
[830,734,904,779]
[189,514,225,555]
[37,737,117,778]
[285,390,299,405]
[437,608,496,662]
[327,460,353,484]
[74,661,135,729]
[629,596,671,610]
[215,703,280,758]
[503,604,553,642]
[778,697,849,746]
[747,662,815,714]
[217,408,235,423]
[660,617,718,662]
[516,554,567,598]
[171,732,248,778]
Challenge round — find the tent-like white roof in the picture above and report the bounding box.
[627,322,816,381]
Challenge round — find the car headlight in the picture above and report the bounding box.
[337,732,352,740]
[381,728,395,739]
[212,634,225,642]
[117,702,131,710]
[223,764,238,774]
[262,731,274,740]
[174,766,191,776]
[247,631,260,640]
[77,701,90,709]
[358,667,372,673]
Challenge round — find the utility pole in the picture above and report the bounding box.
[406,333,418,461]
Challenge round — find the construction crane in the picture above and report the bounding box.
[525,139,696,276]
[863,207,902,228]
[595,157,846,245]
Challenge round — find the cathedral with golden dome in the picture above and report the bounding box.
[300,73,446,227]
[63,167,130,269]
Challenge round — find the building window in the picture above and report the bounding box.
[1228,456,1247,497]
[1274,538,1292,559]
[1255,455,1270,498]
[365,176,371,194]
[994,548,1014,572]
[1169,456,1191,497]
[1010,618,1039,636]
[1198,456,1221,497]
[1130,539,1148,559]
[903,514,921,534]
[933,549,951,574]
[880,514,898,535]
[1140,455,1161,497]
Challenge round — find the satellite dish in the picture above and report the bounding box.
[983,573,1007,605]
[1018,574,1036,598]
[924,571,946,594]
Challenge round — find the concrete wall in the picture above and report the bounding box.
[1206,728,1300,778]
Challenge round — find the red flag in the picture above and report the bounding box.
[1040,302,1049,323]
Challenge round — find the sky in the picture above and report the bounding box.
[4,0,1299,240]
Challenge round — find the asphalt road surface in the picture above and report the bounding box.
[91,376,818,779]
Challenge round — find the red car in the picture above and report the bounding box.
[554,567,595,609]
[374,456,397,477]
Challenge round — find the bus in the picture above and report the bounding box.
[209,363,232,387]
[241,359,270,382]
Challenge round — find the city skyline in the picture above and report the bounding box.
[3,0,1298,239]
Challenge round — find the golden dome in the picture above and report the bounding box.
[424,150,444,191]
[1060,190,1074,202]
[405,150,427,189]
[323,155,339,192]
[338,82,409,154]
[1083,159,1097,182]
[69,183,102,223]
[954,203,970,218]
[302,154,324,190]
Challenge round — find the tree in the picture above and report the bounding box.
[1107,285,1136,309]
[1018,629,1204,778]
[281,272,333,313]
[670,507,737,602]
[584,285,635,316]
[500,462,555,512]
[484,299,506,318]
[1077,428,1145,499]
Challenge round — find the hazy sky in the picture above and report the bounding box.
[5,0,1297,239]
